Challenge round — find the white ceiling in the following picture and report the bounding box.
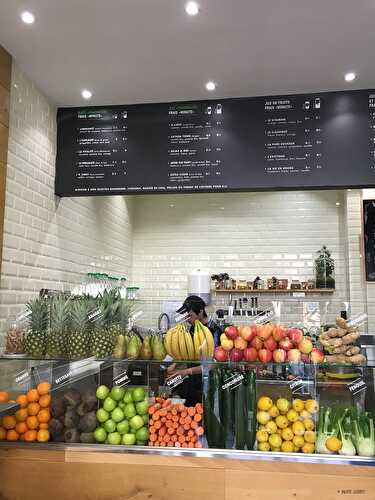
[0,0,374,106]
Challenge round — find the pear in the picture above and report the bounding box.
[152,335,166,361]
[113,335,126,359]
[127,335,141,360]
[140,336,152,360]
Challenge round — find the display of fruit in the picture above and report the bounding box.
[319,317,366,364]
[47,295,70,358]
[0,382,51,442]
[217,324,324,364]
[148,398,204,448]
[165,321,214,360]
[255,396,319,453]
[90,290,120,358]
[23,298,49,357]
[94,385,149,445]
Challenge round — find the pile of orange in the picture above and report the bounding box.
[0,382,51,442]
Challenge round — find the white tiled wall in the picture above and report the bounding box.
[0,66,134,336]
[132,191,350,327]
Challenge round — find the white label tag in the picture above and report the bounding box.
[347,313,368,328]
[113,370,130,387]
[347,377,366,395]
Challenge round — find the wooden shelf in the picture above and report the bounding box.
[213,288,335,294]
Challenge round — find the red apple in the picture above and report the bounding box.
[273,348,286,363]
[258,348,272,363]
[298,337,313,354]
[240,325,256,342]
[272,324,288,342]
[301,353,311,363]
[225,325,239,340]
[230,348,244,362]
[310,347,324,364]
[214,346,229,362]
[264,336,277,352]
[244,347,258,362]
[250,336,263,351]
[288,328,304,345]
[221,337,234,351]
[256,324,273,340]
[234,337,247,350]
[287,349,302,363]
[279,337,293,351]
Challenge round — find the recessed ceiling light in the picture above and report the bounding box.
[81,89,93,99]
[336,202,341,206]
[205,81,216,91]
[185,2,199,15]
[344,72,356,82]
[20,11,35,24]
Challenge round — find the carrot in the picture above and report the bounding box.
[167,427,175,435]
[188,442,195,448]
[179,417,185,425]
[183,423,190,431]
[159,442,166,447]
[181,442,188,448]
[161,417,166,423]
[167,442,174,447]
[166,413,173,420]
[174,442,181,447]
[160,409,167,417]
[185,416,192,425]
[181,411,187,418]
[177,426,185,436]
[178,435,186,443]
[196,426,204,436]
[163,434,171,443]
[191,421,198,429]
[194,413,202,422]
[171,409,178,416]
[162,399,171,407]
[154,421,162,430]
[159,426,167,437]
[149,406,157,415]
[187,430,194,438]
[165,421,173,428]
[177,404,184,412]
[154,411,161,420]
[195,442,203,448]
[172,416,179,423]
[154,441,160,446]
[150,433,158,442]
[149,426,156,434]
[187,407,196,417]
[171,435,178,443]
[190,435,197,443]
[195,404,203,414]
[172,422,178,429]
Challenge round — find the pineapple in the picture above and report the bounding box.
[46,295,70,358]
[90,289,121,358]
[23,298,49,357]
[67,298,90,359]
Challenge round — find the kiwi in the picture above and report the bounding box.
[49,418,64,437]
[80,432,95,444]
[64,408,79,429]
[78,412,97,433]
[51,398,65,418]
[64,428,80,443]
[64,389,81,407]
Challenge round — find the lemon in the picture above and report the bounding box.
[258,425,266,430]
[302,442,315,454]
[293,435,305,448]
[265,420,278,435]
[258,441,271,452]
[256,411,271,425]
[269,405,280,418]
[271,447,281,452]
[293,445,300,452]
[292,421,305,436]
[277,428,282,436]
[292,399,305,413]
[281,427,294,441]
[256,429,269,443]
[305,399,319,415]
[303,418,315,431]
[304,430,316,443]
[275,415,289,429]
[281,440,294,452]
[276,398,290,414]
[269,433,282,448]
[326,436,342,452]
[257,396,273,411]
[299,410,312,420]
[286,409,299,423]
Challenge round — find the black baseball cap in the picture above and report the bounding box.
[176,295,206,314]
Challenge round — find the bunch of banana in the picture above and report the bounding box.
[164,323,195,360]
[193,320,214,360]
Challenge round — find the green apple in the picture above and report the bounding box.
[96,408,109,423]
[96,385,110,400]
[117,420,130,435]
[136,401,148,416]
[103,419,117,433]
[129,415,144,431]
[123,390,133,404]
[110,386,125,402]
[135,426,149,442]
[142,414,149,425]
[118,402,125,409]
[124,403,136,419]
[132,387,146,402]
[103,397,117,412]
[136,440,147,446]
[94,427,107,443]
[111,407,125,423]
[107,432,121,445]
[122,433,136,445]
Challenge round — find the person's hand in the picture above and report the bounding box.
[166,364,190,379]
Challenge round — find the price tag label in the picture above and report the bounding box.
[113,370,130,387]
[347,377,366,395]
[166,374,188,390]
[289,376,304,394]
[14,369,31,385]
[221,373,244,391]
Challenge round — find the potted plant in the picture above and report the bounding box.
[315,245,335,289]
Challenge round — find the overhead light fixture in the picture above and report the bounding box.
[205,81,216,91]
[185,1,199,15]
[81,89,93,99]
[20,11,35,24]
[344,72,356,82]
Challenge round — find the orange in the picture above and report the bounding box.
[15,408,28,422]
[37,382,51,396]
[37,429,50,442]
[16,394,28,408]
[0,391,9,402]
[2,415,16,430]
[27,403,40,416]
[16,422,28,434]
[39,423,49,430]
[39,394,51,408]
[37,409,50,424]
[26,389,39,403]
[6,429,19,441]
[0,427,6,440]
[26,416,39,430]
[24,430,37,442]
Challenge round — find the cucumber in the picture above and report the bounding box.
[222,369,234,448]
[234,372,246,449]
[245,370,257,450]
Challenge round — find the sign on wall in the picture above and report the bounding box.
[56,89,375,197]
[363,200,375,281]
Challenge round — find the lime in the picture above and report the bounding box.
[136,401,148,416]
[122,433,136,445]
[94,427,107,443]
[107,432,121,445]
[104,419,117,433]
[103,397,117,412]
[117,420,130,435]
[132,387,146,402]
[96,385,110,400]
[124,403,136,419]
[110,386,125,402]
[96,408,109,423]
[111,407,125,423]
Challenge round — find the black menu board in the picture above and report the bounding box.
[363,200,375,281]
[55,89,375,196]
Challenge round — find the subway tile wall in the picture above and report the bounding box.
[0,66,134,338]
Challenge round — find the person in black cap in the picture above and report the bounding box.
[166,295,222,406]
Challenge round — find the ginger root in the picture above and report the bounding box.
[342,332,360,345]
